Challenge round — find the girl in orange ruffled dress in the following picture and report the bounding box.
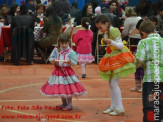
[95,15,135,116]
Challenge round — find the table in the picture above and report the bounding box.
[34,26,74,41]
[0,26,11,55]
[34,27,46,41]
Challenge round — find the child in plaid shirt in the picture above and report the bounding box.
[135,20,163,122]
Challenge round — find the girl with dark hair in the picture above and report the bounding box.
[74,3,94,26]
[95,15,135,115]
[41,33,87,111]
[5,4,20,25]
[9,4,20,16]
[82,3,93,18]
[73,17,94,78]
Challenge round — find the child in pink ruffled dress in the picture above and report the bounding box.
[73,17,94,78]
[40,33,87,111]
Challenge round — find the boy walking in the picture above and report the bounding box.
[135,20,163,122]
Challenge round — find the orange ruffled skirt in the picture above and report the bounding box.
[98,47,136,80]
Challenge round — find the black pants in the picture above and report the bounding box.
[143,82,163,122]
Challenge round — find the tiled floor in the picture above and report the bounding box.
[0,62,142,122]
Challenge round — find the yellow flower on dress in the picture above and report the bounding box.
[110,46,116,51]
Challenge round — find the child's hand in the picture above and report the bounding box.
[52,59,59,65]
[64,60,71,64]
[104,39,112,44]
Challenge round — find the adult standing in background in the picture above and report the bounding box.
[11,4,35,65]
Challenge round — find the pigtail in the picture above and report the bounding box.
[81,17,91,30]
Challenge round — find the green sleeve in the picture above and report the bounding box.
[135,40,146,67]
[109,28,121,40]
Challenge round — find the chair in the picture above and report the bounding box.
[11,26,34,65]
[63,26,73,35]
[127,36,140,54]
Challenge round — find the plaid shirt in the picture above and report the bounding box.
[135,33,163,83]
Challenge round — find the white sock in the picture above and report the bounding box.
[109,80,117,109]
[81,63,86,74]
[110,78,124,110]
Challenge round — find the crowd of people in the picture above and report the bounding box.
[0,0,163,121]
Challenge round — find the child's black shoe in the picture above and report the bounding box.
[82,74,86,78]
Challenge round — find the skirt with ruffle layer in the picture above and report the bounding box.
[40,66,87,98]
[77,53,94,63]
[98,48,136,80]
